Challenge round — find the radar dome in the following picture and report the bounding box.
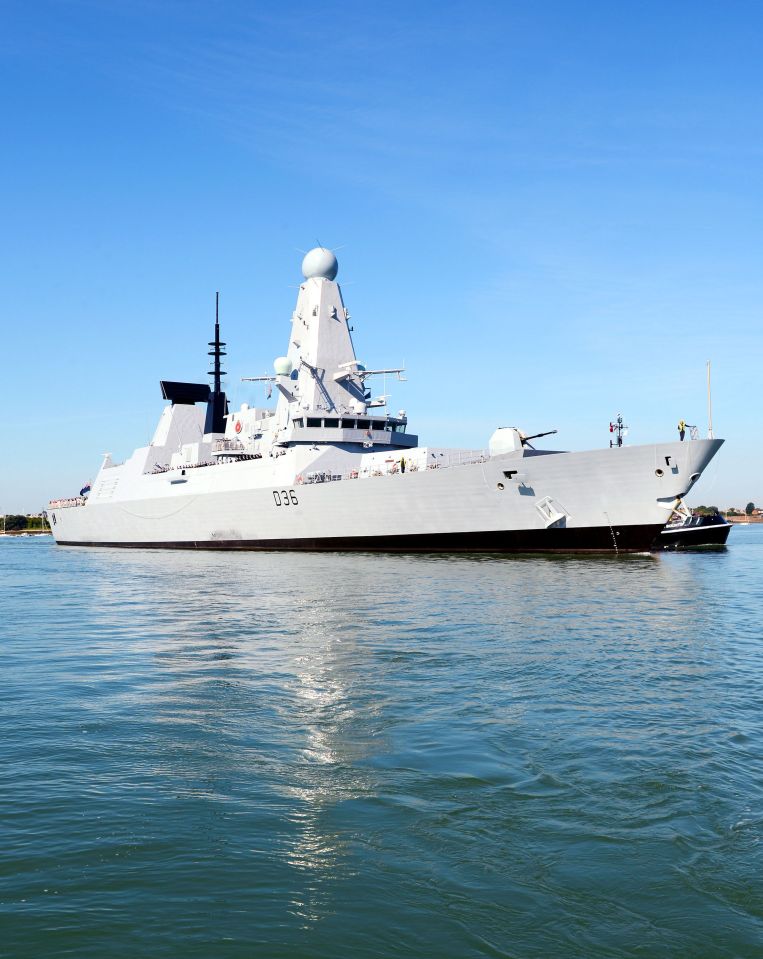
[301,247,338,281]
[273,356,293,376]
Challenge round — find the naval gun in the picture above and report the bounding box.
[520,429,558,447]
[489,427,558,456]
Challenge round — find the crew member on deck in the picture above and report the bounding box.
[678,419,686,441]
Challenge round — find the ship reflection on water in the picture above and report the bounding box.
[5,537,759,958]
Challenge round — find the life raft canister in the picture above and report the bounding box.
[235,420,242,434]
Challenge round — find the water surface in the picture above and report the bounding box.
[2,534,762,957]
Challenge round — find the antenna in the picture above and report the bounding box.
[204,291,229,434]
[609,413,628,448]
[707,360,714,439]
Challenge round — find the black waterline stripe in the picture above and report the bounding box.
[57,523,666,553]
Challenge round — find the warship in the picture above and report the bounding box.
[48,248,723,552]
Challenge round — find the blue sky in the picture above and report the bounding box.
[2,0,761,512]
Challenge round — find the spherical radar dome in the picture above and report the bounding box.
[301,247,338,281]
[273,356,293,376]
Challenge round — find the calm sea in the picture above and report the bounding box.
[2,533,762,958]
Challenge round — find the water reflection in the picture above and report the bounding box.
[5,536,760,957]
[77,549,406,923]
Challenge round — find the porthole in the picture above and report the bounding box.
[497,482,505,490]
[655,468,664,477]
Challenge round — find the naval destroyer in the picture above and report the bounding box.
[48,248,723,552]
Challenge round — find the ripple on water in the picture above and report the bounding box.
[1,536,763,957]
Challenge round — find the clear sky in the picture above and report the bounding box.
[2,0,761,513]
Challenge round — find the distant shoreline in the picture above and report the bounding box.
[0,531,51,537]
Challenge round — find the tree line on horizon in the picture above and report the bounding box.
[2,515,47,531]
[694,503,756,516]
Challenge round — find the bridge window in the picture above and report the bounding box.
[341,419,356,429]
[307,418,321,427]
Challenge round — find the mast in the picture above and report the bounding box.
[609,413,627,448]
[210,292,225,394]
[707,360,714,439]
[204,292,228,434]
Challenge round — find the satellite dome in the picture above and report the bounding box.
[301,247,338,281]
[273,356,293,376]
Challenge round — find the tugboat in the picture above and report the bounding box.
[47,247,724,553]
[656,502,732,550]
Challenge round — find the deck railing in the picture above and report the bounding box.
[214,438,246,452]
[297,450,489,485]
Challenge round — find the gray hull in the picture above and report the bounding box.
[50,439,723,554]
